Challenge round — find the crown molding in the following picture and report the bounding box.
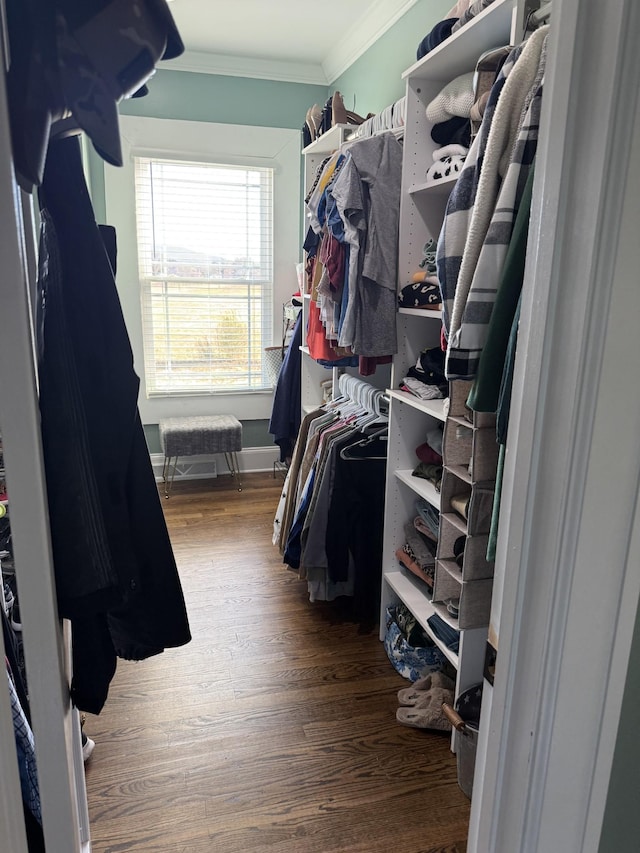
[163,51,329,86]
[322,0,419,83]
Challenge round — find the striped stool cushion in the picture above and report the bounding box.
[159,416,242,458]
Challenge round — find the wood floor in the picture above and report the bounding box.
[85,472,470,852]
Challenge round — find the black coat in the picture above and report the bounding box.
[38,136,191,714]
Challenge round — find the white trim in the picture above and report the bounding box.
[469,1,640,851]
[164,0,421,86]
[164,50,328,85]
[322,0,419,83]
[150,446,280,482]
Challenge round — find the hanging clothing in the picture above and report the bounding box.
[444,26,548,356]
[446,46,545,379]
[37,136,191,714]
[7,665,40,824]
[268,311,302,463]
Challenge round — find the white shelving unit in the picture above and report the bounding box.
[380,0,517,734]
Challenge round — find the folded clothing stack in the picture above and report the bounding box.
[398,238,440,310]
[426,143,469,186]
[399,345,448,398]
[427,71,475,148]
[396,520,437,588]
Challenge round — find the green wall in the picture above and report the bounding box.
[331,0,453,113]
[92,2,452,448]
[88,69,327,227]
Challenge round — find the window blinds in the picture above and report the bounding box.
[134,157,274,395]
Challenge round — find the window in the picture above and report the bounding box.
[134,157,273,395]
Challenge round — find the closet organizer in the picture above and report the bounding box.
[380,0,547,751]
[0,3,191,850]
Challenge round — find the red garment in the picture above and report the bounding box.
[358,355,392,376]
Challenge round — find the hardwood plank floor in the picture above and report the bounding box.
[85,472,469,852]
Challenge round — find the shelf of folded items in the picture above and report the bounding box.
[409,174,459,197]
[301,123,359,156]
[387,389,447,421]
[395,468,441,510]
[398,306,442,319]
[402,0,515,82]
[384,568,459,668]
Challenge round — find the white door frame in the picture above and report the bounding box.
[469,1,640,850]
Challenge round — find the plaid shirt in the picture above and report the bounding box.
[8,667,41,823]
[447,36,548,380]
[436,43,522,335]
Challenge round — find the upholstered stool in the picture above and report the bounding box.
[159,415,242,497]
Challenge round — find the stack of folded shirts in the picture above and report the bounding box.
[412,462,443,491]
[427,613,460,652]
[396,521,437,587]
[415,499,440,542]
[400,377,443,400]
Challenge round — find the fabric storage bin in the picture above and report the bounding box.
[442,417,500,483]
[443,683,483,799]
[437,513,494,581]
[384,606,446,681]
[432,562,493,629]
[448,379,496,429]
[439,469,495,536]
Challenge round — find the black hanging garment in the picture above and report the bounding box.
[37,136,191,714]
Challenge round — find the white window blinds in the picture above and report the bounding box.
[134,157,274,395]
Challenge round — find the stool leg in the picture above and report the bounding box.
[163,456,179,498]
[224,451,242,491]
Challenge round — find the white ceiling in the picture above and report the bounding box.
[165,0,420,84]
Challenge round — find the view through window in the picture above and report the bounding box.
[134,157,274,395]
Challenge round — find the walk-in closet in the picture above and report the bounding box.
[1,1,639,852]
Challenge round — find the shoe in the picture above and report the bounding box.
[331,91,348,126]
[82,734,95,763]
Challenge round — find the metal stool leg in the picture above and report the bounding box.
[162,455,179,498]
[224,451,242,491]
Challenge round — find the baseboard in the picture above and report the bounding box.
[150,446,280,483]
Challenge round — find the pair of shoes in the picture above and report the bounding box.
[331,91,373,127]
[396,686,455,731]
[397,670,455,706]
[82,734,95,763]
[304,104,323,144]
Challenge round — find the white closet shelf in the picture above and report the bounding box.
[303,292,311,300]
[403,0,514,82]
[398,306,442,319]
[388,389,447,421]
[430,599,460,631]
[384,569,458,667]
[395,469,441,510]
[302,123,359,156]
[409,175,458,197]
[299,345,311,355]
[448,414,474,429]
[302,403,319,415]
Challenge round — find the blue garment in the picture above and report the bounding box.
[268,312,302,462]
[284,468,316,569]
[427,613,460,653]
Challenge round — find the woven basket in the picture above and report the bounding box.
[264,345,284,386]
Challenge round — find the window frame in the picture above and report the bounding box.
[133,155,275,396]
